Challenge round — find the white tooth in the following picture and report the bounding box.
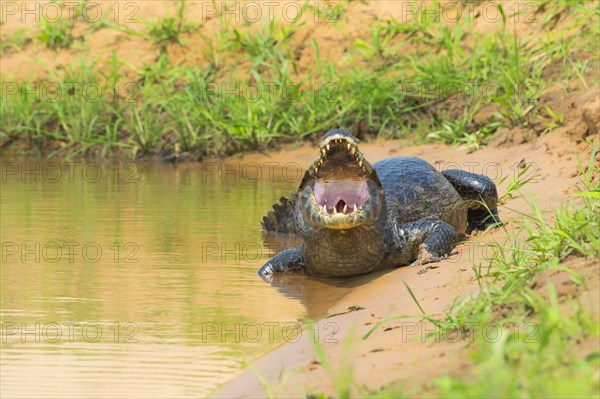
[314,167,318,173]
[322,148,326,156]
[351,147,356,155]
[326,144,330,151]
[343,204,348,213]
[359,160,363,168]
[353,204,357,212]
[347,143,351,150]
[323,204,327,213]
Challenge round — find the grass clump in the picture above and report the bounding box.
[35,0,93,50]
[37,14,74,50]
[0,29,31,53]
[144,0,201,53]
[431,291,598,398]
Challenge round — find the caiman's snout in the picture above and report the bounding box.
[298,129,385,230]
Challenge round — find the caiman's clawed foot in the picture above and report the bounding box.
[466,208,503,235]
[258,248,306,283]
[411,244,443,266]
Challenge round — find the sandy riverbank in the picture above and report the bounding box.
[212,86,599,397]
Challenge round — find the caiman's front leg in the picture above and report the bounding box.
[257,247,306,283]
[386,220,459,267]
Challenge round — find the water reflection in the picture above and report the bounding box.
[267,272,388,319]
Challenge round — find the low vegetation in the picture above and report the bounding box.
[0,28,31,53]
[0,1,598,159]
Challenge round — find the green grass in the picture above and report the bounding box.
[37,15,74,50]
[0,29,31,53]
[430,291,598,398]
[1,0,598,158]
[144,0,201,53]
[35,0,95,50]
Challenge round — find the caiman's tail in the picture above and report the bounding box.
[261,194,298,235]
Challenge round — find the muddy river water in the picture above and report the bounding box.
[0,158,361,397]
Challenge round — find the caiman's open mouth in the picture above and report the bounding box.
[314,179,368,214]
[298,130,384,230]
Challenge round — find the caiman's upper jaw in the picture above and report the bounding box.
[313,134,376,180]
[299,133,381,188]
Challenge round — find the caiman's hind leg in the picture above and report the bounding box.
[262,194,298,235]
[387,220,460,267]
[442,170,502,234]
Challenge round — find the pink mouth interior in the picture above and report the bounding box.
[314,179,369,214]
